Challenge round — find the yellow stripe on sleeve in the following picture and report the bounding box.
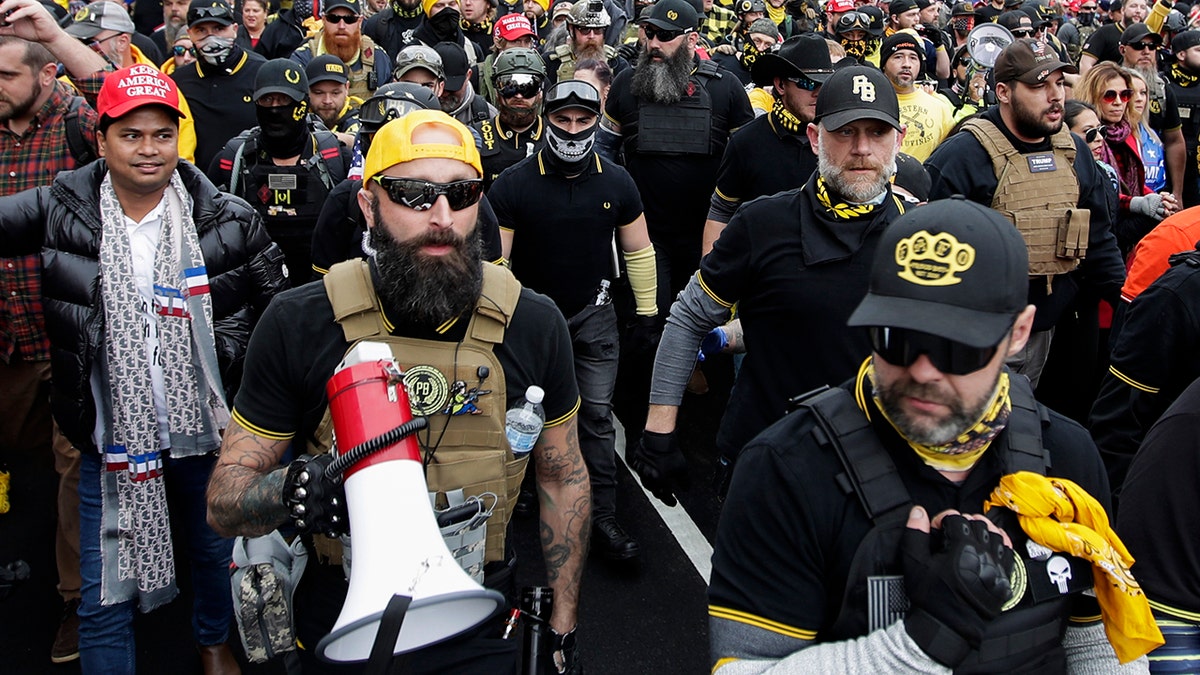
[1109,366,1160,394]
[708,605,817,641]
[696,271,734,309]
[543,397,580,428]
[231,409,295,442]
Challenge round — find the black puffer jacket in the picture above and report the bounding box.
[0,160,288,454]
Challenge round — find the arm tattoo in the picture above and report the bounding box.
[534,418,590,621]
[206,422,291,537]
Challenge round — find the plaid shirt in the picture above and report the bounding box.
[0,77,101,363]
[702,5,740,44]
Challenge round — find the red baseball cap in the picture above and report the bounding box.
[827,0,855,12]
[495,13,536,41]
[96,65,187,122]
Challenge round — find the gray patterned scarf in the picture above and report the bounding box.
[96,170,230,611]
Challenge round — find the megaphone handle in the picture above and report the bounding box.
[364,594,413,675]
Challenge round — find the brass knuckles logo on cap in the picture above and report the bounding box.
[403,365,450,417]
[894,229,976,286]
[666,9,678,19]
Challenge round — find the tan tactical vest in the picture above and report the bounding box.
[962,118,1089,288]
[307,260,528,565]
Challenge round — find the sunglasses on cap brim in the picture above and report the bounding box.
[370,176,484,211]
[868,326,1004,375]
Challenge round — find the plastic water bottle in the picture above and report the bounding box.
[506,386,545,458]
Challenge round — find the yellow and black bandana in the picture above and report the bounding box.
[815,176,881,220]
[769,97,805,134]
[1170,61,1200,87]
[858,357,1012,472]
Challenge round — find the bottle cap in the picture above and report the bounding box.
[526,385,545,405]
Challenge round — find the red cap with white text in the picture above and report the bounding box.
[96,65,187,122]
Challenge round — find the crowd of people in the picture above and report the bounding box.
[2,0,1200,671]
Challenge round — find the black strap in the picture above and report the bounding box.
[365,594,413,675]
[64,96,97,166]
[1003,374,1052,475]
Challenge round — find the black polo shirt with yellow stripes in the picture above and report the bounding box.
[170,47,267,172]
[471,114,547,191]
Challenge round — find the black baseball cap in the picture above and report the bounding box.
[433,41,469,91]
[325,0,362,15]
[888,0,918,14]
[1173,29,1200,53]
[1120,23,1163,45]
[950,1,975,15]
[187,0,235,27]
[254,58,309,102]
[814,65,901,131]
[639,0,699,31]
[892,152,931,203]
[751,34,835,86]
[992,38,1076,84]
[848,197,1029,348]
[306,55,349,85]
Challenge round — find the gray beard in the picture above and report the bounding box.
[816,132,896,203]
[630,43,693,104]
[875,369,999,445]
[368,200,484,328]
[1135,64,1165,105]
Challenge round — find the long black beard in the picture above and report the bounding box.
[368,200,484,328]
[630,43,694,104]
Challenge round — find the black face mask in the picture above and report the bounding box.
[430,8,461,40]
[543,121,596,175]
[1077,11,1094,25]
[256,101,310,157]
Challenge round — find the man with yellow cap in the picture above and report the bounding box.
[207,110,589,673]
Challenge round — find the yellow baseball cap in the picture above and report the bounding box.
[362,110,483,184]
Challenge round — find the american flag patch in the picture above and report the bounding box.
[183,266,210,296]
[154,285,189,317]
[348,137,364,180]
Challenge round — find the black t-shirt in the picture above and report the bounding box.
[471,115,547,191]
[1081,22,1123,64]
[1118,376,1200,619]
[604,57,755,241]
[488,151,643,316]
[255,11,307,60]
[975,3,1004,22]
[698,176,907,459]
[924,106,1126,331]
[713,111,817,209]
[171,49,267,174]
[710,374,1110,666]
[309,178,504,275]
[232,263,580,446]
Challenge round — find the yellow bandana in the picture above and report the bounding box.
[815,176,881,220]
[765,2,786,25]
[860,358,1012,472]
[984,473,1163,664]
[770,97,804,134]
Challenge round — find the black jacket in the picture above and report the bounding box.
[0,160,288,454]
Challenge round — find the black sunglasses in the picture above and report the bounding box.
[371,176,484,211]
[324,12,359,22]
[1011,28,1033,36]
[643,24,690,42]
[869,326,1003,375]
[172,45,197,56]
[786,76,820,91]
[496,73,543,99]
[1081,125,1101,143]
[1126,41,1157,51]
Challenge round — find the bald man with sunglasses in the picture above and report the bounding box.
[207,110,589,673]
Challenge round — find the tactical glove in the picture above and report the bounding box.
[902,513,1014,667]
[549,626,581,674]
[283,454,348,537]
[624,315,662,360]
[628,430,690,507]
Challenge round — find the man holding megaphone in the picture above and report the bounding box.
[206,110,589,673]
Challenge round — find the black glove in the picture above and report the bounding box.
[548,626,581,674]
[283,454,348,537]
[902,513,1014,667]
[616,41,639,65]
[624,315,662,360]
[628,430,690,507]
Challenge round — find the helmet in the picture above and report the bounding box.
[359,82,439,133]
[836,10,871,34]
[492,47,548,79]
[544,79,602,115]
[567,0,612,27]
[1165,8,1187,32]
[734,0,766,13]
[392,45,445,80]
[859,5,886,36]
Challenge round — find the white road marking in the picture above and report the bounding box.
[613,417,713,585]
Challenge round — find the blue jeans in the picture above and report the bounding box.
[78,451,234,673]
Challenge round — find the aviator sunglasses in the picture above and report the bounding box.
[371,176,484,211]
[868,326,1003,376]
[1101,88,1132,103]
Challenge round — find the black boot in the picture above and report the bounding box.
[592,515,640,561]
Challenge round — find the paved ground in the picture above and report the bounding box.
[0,353,737,675]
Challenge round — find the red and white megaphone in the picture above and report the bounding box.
[315,342,505,663]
